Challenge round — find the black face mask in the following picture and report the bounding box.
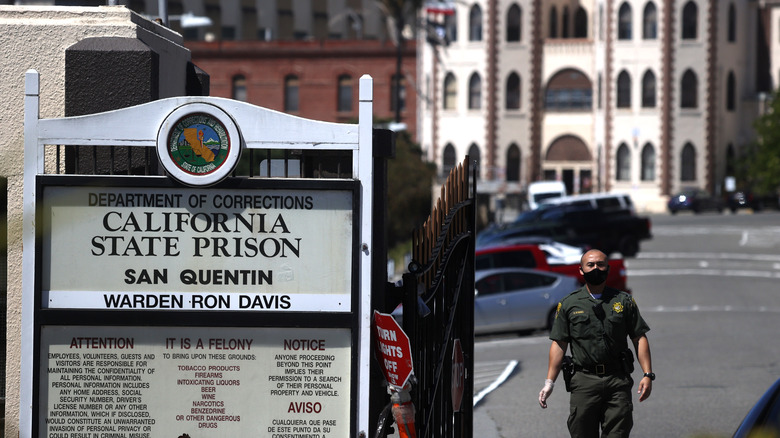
[583,267,609,286]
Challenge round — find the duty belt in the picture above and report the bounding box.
[574,363,622,376]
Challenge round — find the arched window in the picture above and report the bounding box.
[642,70,656,108]
[681,69,698,108]
[681,142,696,181]
[444,73,457,110]
[616,143,631,181]
[574,7,588,38]
[442,143,456,177]
[337,74,353,112]
[643,2,657,39]
[506,143,521,182]
[617,70,631,108]
[562,6,570,38]
[726,71,735,111]
[232,74,247,101]
[549,6,558,38]
[284,75,299,112]
[618,2,632,40]
[682,1,698,40]
[728,3,736,42]
[469,5,483,41]
[468,143,481,179]
[468,72,482,109]
[506,72,521,110]
[545,69,593,110]
[507,4,522,42]
[641,143,656,181]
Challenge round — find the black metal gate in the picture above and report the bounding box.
[400,157,476,438]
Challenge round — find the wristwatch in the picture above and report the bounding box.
[643,372,656,381]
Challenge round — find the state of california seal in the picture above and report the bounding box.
[157,103,242,186]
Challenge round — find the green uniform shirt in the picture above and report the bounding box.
[550,286,650,368]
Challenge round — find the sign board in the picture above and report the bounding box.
[40,181,355,312]
[373,311,414,389]
[22,71,376,437]
[40,325,351,436]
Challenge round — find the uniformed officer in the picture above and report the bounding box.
[538,249,654,437]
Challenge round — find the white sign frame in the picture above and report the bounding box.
[22,70,375,437]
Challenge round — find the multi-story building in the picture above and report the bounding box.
[118,0,419,137]
[419,0,775,214]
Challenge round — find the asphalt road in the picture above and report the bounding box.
[472,210,780,438]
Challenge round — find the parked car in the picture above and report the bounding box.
[473,268,580,335]
[475,239,630,292]
[727,191,780,213]
[476,201,652,257]
[539,192,636,214]
[667,188,725,214]
[733,377,780,437]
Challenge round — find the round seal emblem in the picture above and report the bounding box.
[157,103,241,186]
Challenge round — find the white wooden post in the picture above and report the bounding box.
[357,74,374,436]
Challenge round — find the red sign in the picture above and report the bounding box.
[451,338,465,411]
[373,311,414,389]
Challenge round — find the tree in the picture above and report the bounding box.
[737,92,780,195]
[386,130,436,249]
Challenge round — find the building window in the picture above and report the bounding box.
[641,143,656,181]
[617,70,631,108]
[562,6,570,38]
[506,143,521,182]
[442,143,456,177]
[446,10,458,43]
[444,73,457,110]
[616,143,631,181]
[643,1,657,39]
[681,69,698,108]
[468,72,482,109]
[391,74,406,112]
[726,71,736,111]
[549,6,558,38]
[574,7,588,38]
[681,142,696,181]
[642,70,656,108]
[284,75,299,112]
[338,74,353,112]
[682,1,698,40]
[506,72,521,110]
[507,4,521,42]
[545,69,593,111]
[232,75,247,101]
[277,0,294,40]
[728,3,736,42]
[468,143,481,179]
[469,5,483,41]
[618,2,632,40]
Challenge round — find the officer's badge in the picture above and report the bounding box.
[555,302,562,319]
[612,302,624,313]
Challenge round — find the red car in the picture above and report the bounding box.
[475,240,630,293]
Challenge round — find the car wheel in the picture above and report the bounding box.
[619,236,639,257]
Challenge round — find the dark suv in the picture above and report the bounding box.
[476,202,652,257]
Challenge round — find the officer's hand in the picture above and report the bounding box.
[638,378,652,402]
[539,379,554,408]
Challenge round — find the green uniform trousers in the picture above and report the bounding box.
[567,371,634,438]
